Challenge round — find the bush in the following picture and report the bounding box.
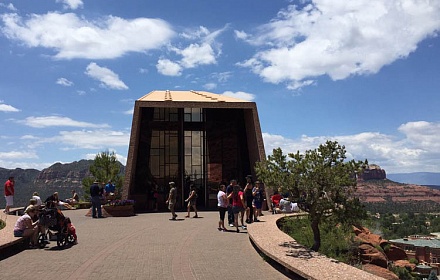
[279,216,361,264]
[0,219,5,230]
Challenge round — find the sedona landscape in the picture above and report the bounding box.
[1,160,440,213]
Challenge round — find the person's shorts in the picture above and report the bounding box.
[188,200,196,207]
[218,206,227,220]
[5,195,13,206]
[168,202,175,211]
[246,200,253,208]
[232,206,244,214]
[14,230,24,237]
[254,200,262,209]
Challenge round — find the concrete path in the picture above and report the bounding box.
[0,209,290,280]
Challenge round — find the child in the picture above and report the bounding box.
[65,217,78,244]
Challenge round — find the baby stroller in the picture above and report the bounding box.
[38,205,75,248]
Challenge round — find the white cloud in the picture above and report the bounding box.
[123,108,134,115]
[1,12,174,59]
[139,68,148,74]
[262,121,440,173]
[0,150,38,159]
[85,62,128,90]
[179,43,217,68]
[85,151,127,165]
[234,30,249,40]
[239,0,440,90]
[157,25,226,76]
[56,0,83,10]
[56,77,74,86]
[0,3,17,11]
[19,116,110,128]
[203,83,217,90]
[222,91,255,101]
[211,72,232,83]
[51,129,130,149]
[156,58,182,76]
[0,102,20,112]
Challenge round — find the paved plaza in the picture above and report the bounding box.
[0,209,291,280]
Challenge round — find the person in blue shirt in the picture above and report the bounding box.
[105,180,115,194]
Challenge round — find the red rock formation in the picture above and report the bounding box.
[362,264,399,280]
[358,167,387,181]
[385,244,408,261]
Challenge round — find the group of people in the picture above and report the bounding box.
[165,182,199,220]
[89,179,116,218]
[270,189,300,214]
[217,176,265,233]
[12,191,78,249]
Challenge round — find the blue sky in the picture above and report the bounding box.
[0,0,440,174]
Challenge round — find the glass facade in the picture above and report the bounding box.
[133,106,252,210]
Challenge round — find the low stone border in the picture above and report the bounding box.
[247,212,386,280]
[0,211,27,250]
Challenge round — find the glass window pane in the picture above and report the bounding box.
[170,156,178,164]
[151,136,159,147]
[150,148,159,156]
[185,156,191,171]
[192,147,201,158]
[170,164,178,176]
[192,166,201,176]
[192,108,201,122]
[192,131,201,146]
[185,138,192,155]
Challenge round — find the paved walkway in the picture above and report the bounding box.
[0,210,291,280]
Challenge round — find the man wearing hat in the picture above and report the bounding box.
[90,180,104,218]
[165,182,177,220]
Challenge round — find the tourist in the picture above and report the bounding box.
[225,179,236,227]
[166,181,177,220]
[217,184,228,231]
[3,176,14,214]
[45,192,74,210]
[228,184,246,233]
[32,192,43,207]
[105,180,115,195]
[270,190,283,214]
[151,184,159,212]
[184,184,198,218]
[90,181,104,218]
[276,194,293,214]
[244,175,254,224]
[13,205,39,248]
[252,181,264,222]
[66,190,79,205]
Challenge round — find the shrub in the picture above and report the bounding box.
[279,216,361,264]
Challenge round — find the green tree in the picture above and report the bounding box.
[82,150,124,200]
[255,141,368,251]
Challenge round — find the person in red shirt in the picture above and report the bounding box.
[270,190,283,214]
[227,184,246,233]
[4,176,15,214]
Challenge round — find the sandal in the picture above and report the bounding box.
[185,215,190,218]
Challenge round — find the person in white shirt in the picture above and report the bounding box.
[217,184,228,231]
[32,192,42,207]
[276,194,293,213]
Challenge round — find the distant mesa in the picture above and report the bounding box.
[358,164,386,181]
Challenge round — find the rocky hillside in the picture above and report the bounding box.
[356,179,440,203]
